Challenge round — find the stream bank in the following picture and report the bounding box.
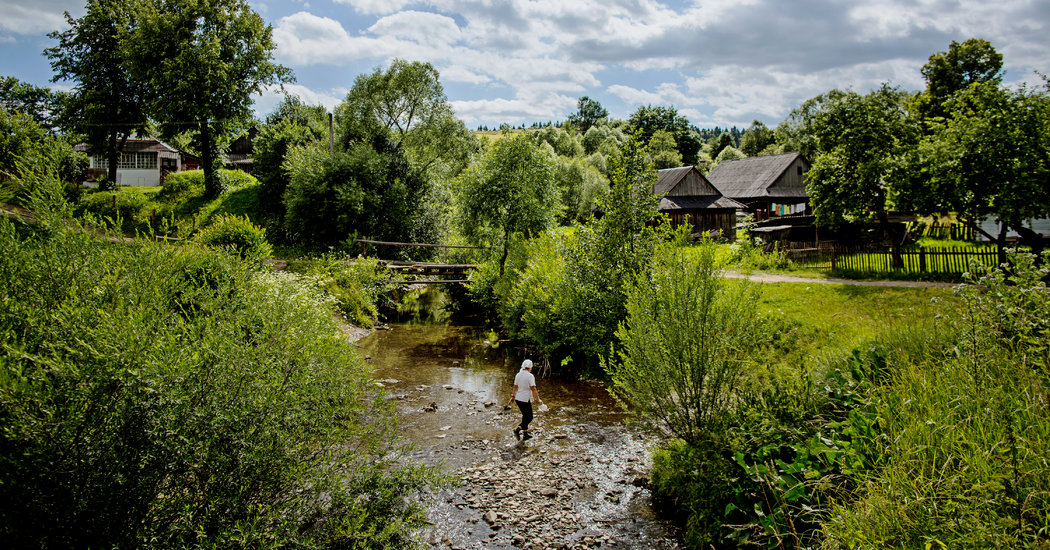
[356,324,680,549]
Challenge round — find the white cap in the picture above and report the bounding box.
[521,359,533,370]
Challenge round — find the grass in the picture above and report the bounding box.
[741,279,956,377]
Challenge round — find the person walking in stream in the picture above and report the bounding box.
[506,359,543,441]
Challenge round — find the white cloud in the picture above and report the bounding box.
[254,83,347,117]
[336,0,417,15]
[272,11,381,65]
[0,0,80,35]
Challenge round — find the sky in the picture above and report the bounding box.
[2,0,1048,130]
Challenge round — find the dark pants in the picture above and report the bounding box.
[515,400,533,431]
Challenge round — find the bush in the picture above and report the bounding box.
[77,189,150,233]
[292,253,388,327]
[194,213,273,266]
[0,195,436,548]
[160,169,204,199]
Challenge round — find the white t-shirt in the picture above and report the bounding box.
[514,370,536,402]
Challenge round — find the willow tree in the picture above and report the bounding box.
[129,0,292,197]
[456,133,558,276]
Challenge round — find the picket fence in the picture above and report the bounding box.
[783,242,1000,274]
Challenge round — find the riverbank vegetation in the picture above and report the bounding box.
[0,178,436,548]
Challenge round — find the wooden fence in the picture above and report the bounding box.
[911,221,975,241]
[782,242,1000,274]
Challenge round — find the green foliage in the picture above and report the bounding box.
[0,76,70,131]
[159,169,204,199]
[253,96,329,214]
[129,0,292,197]
[340,58,478,181]
[708,131,736,160]
[46,0,149,183]
[480,133,669,373]
[628,104,702,165]
[825,253,1050,547]
[646,129,682,169]
[0,192,436,548]
[533,125,584,158]
[76,189,150,233]
[581,123,625,157]
[713,144,745,165]
[807,85,920,229]
[0,107,86,203]
[553,156,607,223]
[193,213,273,266]
[283,137,426,247]
[740,120,774,157]
[290,254,388,328]
[727,237,792,271]
[915,38,1003,120]
[608,242,762,444]
[456,132,559,275]
[567,96,608,133]
[899,81,1050,240]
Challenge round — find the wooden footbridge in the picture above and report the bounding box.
[355,239,480,285]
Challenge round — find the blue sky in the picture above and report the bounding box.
[2,0,1048,129]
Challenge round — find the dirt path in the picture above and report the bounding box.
[724,270,957,288]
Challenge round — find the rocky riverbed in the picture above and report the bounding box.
[357,324,681,549]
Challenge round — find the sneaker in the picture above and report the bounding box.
[522,431,532,441]
[513,426,521,440]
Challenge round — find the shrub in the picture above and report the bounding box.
[193,213,273,266]
[0,195,436,548]
[160,169,204,199]
[76,189,150,233]
[220,169,258,189]
[294,253,388,328]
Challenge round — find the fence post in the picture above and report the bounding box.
[919,245,926,273]
[831,245,837,271]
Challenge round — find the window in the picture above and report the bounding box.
[90,152,158,170]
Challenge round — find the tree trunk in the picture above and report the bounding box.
[877,209,904,269]
[201,119,219,198]
[498,226,510,278]
[106,130,119,184]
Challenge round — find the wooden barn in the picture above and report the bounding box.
[706,152,810,220]
[655,166,744,240]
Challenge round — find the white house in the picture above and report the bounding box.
[75,138,195,187]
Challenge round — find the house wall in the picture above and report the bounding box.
[666,171,719,197]
[768,157,809,196]
[664,210,737,240]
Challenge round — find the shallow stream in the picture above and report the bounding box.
[357,323,681,549]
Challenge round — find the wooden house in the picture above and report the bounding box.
[706,152,810,220]
[655,166,744,240]
[76,138,193,186]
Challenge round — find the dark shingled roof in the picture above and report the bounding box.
[707,152,808,199]
[654,166,698,195]
[658,195,746,211]
[75,138,180,154]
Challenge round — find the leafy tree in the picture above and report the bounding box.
[0,107,86,202]
[128,0,292,197]
[647,129,682,169]
[553,156,608,223]
[581,123,625,156]
[916,38,1003,120]
[567,96,608,134]
[340,59,478,181]
[773,89,848,159]
[740,120,774,156]
[712,145,744,166]
[283,135,426,246]
[533,125,584,158]
[253,96,328,214]
[46,0,150,183]
[806,85,920,247]
[898,81,1050,252]
[628,105,702,165]
[456,132,558,276]
[0,76,70,132]
[708,131,736,160]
